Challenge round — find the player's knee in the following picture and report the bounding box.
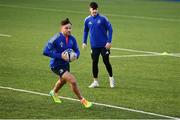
[71,80,77,86]
[68,76,77,85]
[62,80,67,84]
[103,59,109,65]
[93,60,98,65]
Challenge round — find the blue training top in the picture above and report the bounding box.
[43,32,80,68]
[83,13,113,48]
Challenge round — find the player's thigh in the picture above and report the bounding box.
[62,71,76,84]
[91,48,101,61]
[100,47,110,57]
[51,64,70,78]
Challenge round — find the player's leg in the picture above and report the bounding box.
[49,80,63,103]
[49,79,66,103]
[62,71,82,99]
[53,78,67,96]
[51,67,68,93]
[101,48,113,77]
[89,48,101,88]
[101,48,115,88]
[92,48,100,79]
[49,68,67,103]
[62,71,92,108]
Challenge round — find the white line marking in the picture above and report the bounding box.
[112,47,160,54]
[172,53,180,55]
[110,54,163,58]
[0,33,12,37]
[111,47,180,58]
[0,4,87,14]
[0,4,180,22]
[167,54,180,58]
[106,13,180,22]
[171,53,180,57]
[0,86,179,119]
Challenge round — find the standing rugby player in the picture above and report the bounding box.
[82,2,115,88]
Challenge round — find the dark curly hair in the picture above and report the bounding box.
[61,18,72,26]
[89,2,98,10]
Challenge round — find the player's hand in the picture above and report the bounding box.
[82,43,87,49]
[105,42,112,49]
[61,52,69,61]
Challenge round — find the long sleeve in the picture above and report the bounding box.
[72,39,80,59]
[43,41,62,59]
[83,19,89,44]
[105,17,113,43]
[107,23,113,43]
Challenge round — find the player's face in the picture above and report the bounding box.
[61,23,72,36]
[89,7,98,16]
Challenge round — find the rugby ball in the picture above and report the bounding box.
[63,49,77,62]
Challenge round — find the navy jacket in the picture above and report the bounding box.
[83,13,113,48]
[43,32,80,68]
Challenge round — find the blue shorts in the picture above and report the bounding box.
[51,64,70,78]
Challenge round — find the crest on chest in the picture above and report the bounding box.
[60,41,64,48]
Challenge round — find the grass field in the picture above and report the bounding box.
[0,0,180,119]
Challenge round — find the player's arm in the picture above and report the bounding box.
[43,41,62,59]
[104,17,113,49]
[73,38,80,59]
[82,19,89,49]
[105,17,113,43]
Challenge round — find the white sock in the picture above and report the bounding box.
[94,78,98,82]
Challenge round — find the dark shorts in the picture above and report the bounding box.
[51,64,70,78]
[91,47,110,58]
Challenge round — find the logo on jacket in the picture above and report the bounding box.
[97,20,101,24]
[88,21,92,25]
[60,42,63,47]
